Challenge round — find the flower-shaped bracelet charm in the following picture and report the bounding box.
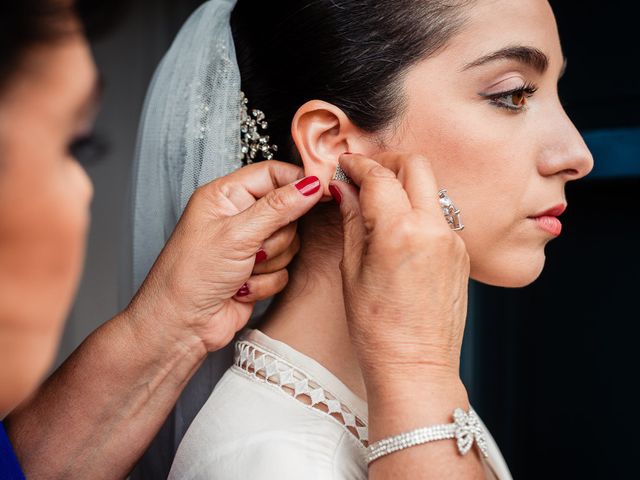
[453,407,489,457]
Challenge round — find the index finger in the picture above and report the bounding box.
[338,153,412,222]
[342,152,443,218]
[206,160,305,199]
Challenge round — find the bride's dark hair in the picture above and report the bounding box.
[231,0,470,161]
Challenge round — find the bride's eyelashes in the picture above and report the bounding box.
[479,81,539,113]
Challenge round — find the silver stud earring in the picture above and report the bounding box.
[332,164,353,184]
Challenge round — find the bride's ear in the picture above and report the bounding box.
[291,100,372,198]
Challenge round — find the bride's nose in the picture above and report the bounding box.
[537,110,594,181]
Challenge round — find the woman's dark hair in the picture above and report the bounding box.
[0,0,126,91]
[231,0,470,161]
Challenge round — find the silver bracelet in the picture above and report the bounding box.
[365,407,489,465]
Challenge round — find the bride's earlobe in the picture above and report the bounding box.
[291,100,368,197]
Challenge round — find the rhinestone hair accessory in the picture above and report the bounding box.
[366,407,488,465]
[438,189,464,231]
[240,91,278,165]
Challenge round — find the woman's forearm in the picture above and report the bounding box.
[331,153,486,478]
[5,307,207,479]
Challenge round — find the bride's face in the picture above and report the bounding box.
[381,0,593,287]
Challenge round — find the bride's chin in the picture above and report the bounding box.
[470,254,546,289]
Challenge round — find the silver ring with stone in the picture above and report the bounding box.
[438,189,464,231]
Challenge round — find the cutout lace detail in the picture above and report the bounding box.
[233,340,369,447]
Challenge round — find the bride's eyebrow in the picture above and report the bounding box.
[461,46,551,74]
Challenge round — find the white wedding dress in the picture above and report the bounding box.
[168,329,513,479]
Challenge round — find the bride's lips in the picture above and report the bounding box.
[528,204,566,236]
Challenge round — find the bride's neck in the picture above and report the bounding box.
[259,202,367,400]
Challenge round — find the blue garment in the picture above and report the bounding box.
[0,422,25,480]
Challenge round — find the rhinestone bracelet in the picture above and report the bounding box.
[365,407,489,465]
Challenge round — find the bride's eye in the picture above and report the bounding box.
[482,82,538,112]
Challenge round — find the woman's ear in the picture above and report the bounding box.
[291,100,373,198]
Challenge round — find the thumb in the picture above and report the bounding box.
[329,181,365,275]
[233,175,323,246]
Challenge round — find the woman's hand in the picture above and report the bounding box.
[330,152,481,477]
[5,161,324,480]
[331,152,470,385]
[127,160,323,352]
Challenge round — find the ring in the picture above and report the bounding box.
[438,189,464,231]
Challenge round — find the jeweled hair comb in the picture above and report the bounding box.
[240,91,278,165]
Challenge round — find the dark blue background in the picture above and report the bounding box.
[464,2,639,478]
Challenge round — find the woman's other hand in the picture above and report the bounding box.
[127,160,323,352]
[330,152,473,440]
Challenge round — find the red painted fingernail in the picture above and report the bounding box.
[329,185,342,205]
[236,283,250,297]
[255,249,267,264]
[295,176,321,196]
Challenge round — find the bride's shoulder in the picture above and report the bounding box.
[169,366,366,479]
[187,365,353,441]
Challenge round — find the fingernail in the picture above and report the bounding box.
[236,283,250,297]
[329,185,342,205]
[255,249,267,264]
[343,151,352,155]
[295,176,321,196]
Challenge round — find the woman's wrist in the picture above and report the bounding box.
[358,346,462,396]
[122,281,210,361]
[364,368,469,443]
[119,298,208,373]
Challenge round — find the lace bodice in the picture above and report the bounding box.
[168,329,513,480]
[234,339,369,446]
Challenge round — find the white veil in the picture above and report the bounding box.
[126,0,271,476]
[131,0,242,291]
